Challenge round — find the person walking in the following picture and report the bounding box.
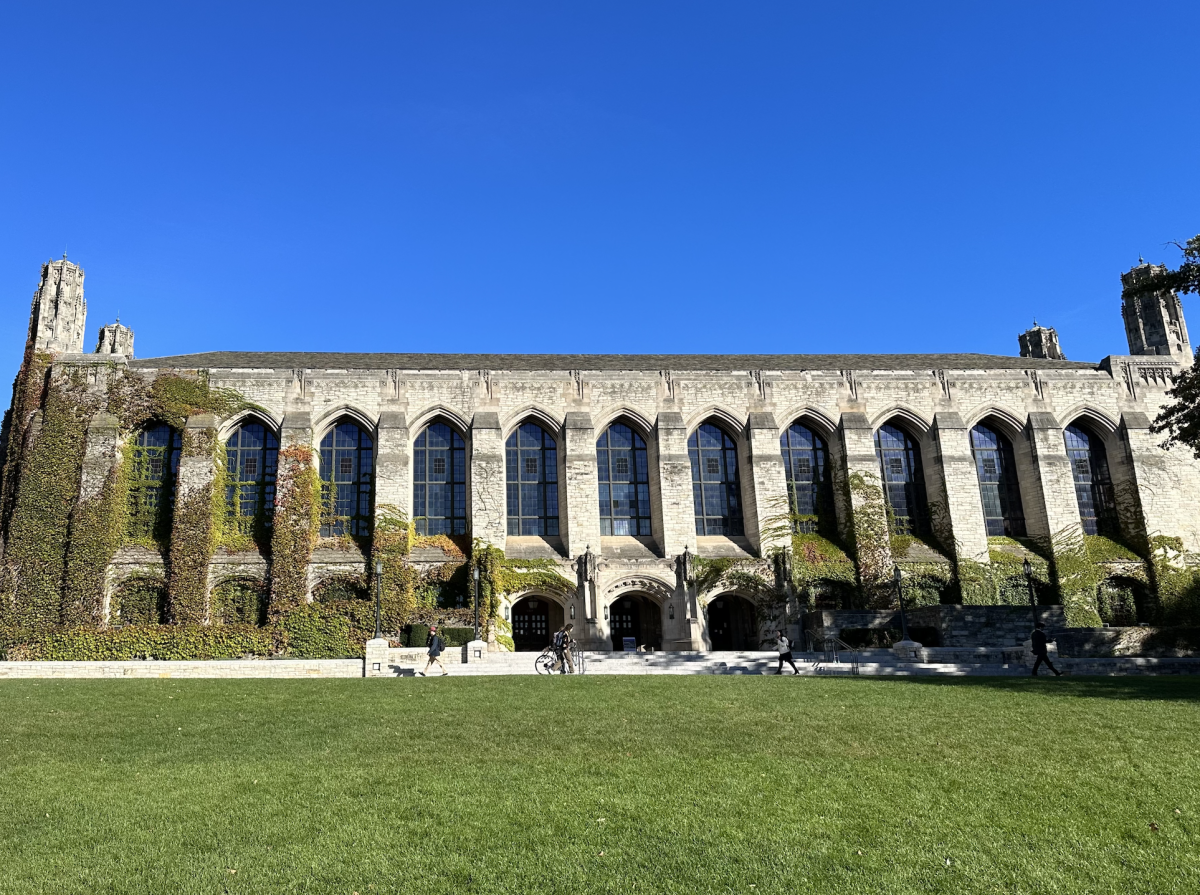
[775,630,800,675]
[1031,622,1062,677]
[419,625,448,676]
[553,623,576,674]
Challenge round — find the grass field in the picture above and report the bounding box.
[1,676,1198,894]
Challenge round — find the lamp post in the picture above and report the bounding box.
[373,559,383,640]
[1024,557,1036,624]
[473,563,481,641]
[893,564,911,642]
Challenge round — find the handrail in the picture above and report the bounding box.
[804,633,861,674]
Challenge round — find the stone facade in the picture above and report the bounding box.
[5,257,1200,652]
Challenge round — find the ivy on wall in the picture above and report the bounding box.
[268,445,320,618]
[467,540,572,650]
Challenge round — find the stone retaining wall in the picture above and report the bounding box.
[0,659,363,679]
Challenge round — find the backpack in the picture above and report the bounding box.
[553,630,564,650]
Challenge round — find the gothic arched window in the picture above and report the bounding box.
[874,423,929,536]
[225,420,279,540]
[970,423,1025,537]
[1064,424,1117,536]
[319,420,374,538]
[780,422,832,534]
[413,422,467,536]
[688,423,743,536]
[597,422,651,536]
[506,422,559,536]
[127,423,182,542]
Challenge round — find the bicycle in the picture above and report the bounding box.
[535,642,586,675]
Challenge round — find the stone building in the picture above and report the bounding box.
[2,256,1198,652]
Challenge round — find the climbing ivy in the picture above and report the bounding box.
[467,540,573,649]
[268,445,320,618]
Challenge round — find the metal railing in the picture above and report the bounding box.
[805,632,861,675]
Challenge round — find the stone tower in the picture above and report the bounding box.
[94,321,134,356]
[29,256,86,354]
[1018,323,1065,360]
[1121,261,1192,367]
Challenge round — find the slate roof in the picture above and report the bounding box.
[128,351,1099,372]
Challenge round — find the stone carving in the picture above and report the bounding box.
[840,369,859,401]
[94,321,133,356]
[674,546,695,588]
[576,544,599,587]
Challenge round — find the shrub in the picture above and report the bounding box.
[8,625,276,661]
[279,606,356,659]
[439,626,475,647]
[407,623,431,649]
[211,578,268,626]
[112,577,169,626]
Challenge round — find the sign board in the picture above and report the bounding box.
[623,637,637,652]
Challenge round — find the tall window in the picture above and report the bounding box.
[413,422,467,536]
[319,421,374,537]
[597,422,651,536]
[688,423,743,536]
[970,423,1025,537]
[1065,424,1116,536]
[127,423,182,542]
[780,422,831,534]
[875,423,929,536]
[506,422,559,536]
[225,420,279,540]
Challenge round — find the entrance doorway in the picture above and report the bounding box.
[511,596,564,651]
[608,593,663,651]
[708,595,759,650]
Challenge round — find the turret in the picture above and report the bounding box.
[1121,260,1192,367]
[1018,323,1065,360]
[94,320,134,357]
[29,256,86,354]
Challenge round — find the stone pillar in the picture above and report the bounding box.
[63,411,125,626]
[373,411,410,521]
[653,412,695,557]
[167,413,218,625]
[365,638,390,677]
[470,411,507,549]
[280,411,313,450]
[743,412,789,556]
[837,412,893,594]
[930,412,989,562]
[1023,412,1084,547]
[562,411,601,557]
[1119,411,1183,547]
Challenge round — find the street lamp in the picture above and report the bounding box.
[473,563,481,641]
[893,564,911,643]
[1024,557,1036,624]
[373,559,383,640]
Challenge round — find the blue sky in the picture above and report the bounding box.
[1,1,1196,382]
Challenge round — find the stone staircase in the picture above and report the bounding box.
[387,649,1034,678]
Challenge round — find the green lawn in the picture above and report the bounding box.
[1,676,1198,895]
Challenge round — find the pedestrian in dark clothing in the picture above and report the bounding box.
[1031,623,1062,677]
[775,630,800,675]
[419,625,448,676]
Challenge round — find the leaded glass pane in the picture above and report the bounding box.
[413,422,467,536]
[688,423,743,536]
[224,420,279,544]
[874,423,929,537]
[319,421,374,537]
[1064,424,1117,536]
[506,422,559,536]
[127,423,182,543]
[780,422,831,534]
[597,423,652,536]
[970,423,1025,537]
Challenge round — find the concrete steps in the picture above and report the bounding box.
[391,650,1036,678]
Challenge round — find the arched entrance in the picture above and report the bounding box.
[708,594,759,650]
[511,595,565,651]
[608,593,663,651]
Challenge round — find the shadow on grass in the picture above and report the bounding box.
[863,673,1200,703]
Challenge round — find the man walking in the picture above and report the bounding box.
[419,625,448,676]
[1031,622,1062,677]
[775,630,800,675]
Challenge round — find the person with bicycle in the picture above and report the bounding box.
[553,623,576,674]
